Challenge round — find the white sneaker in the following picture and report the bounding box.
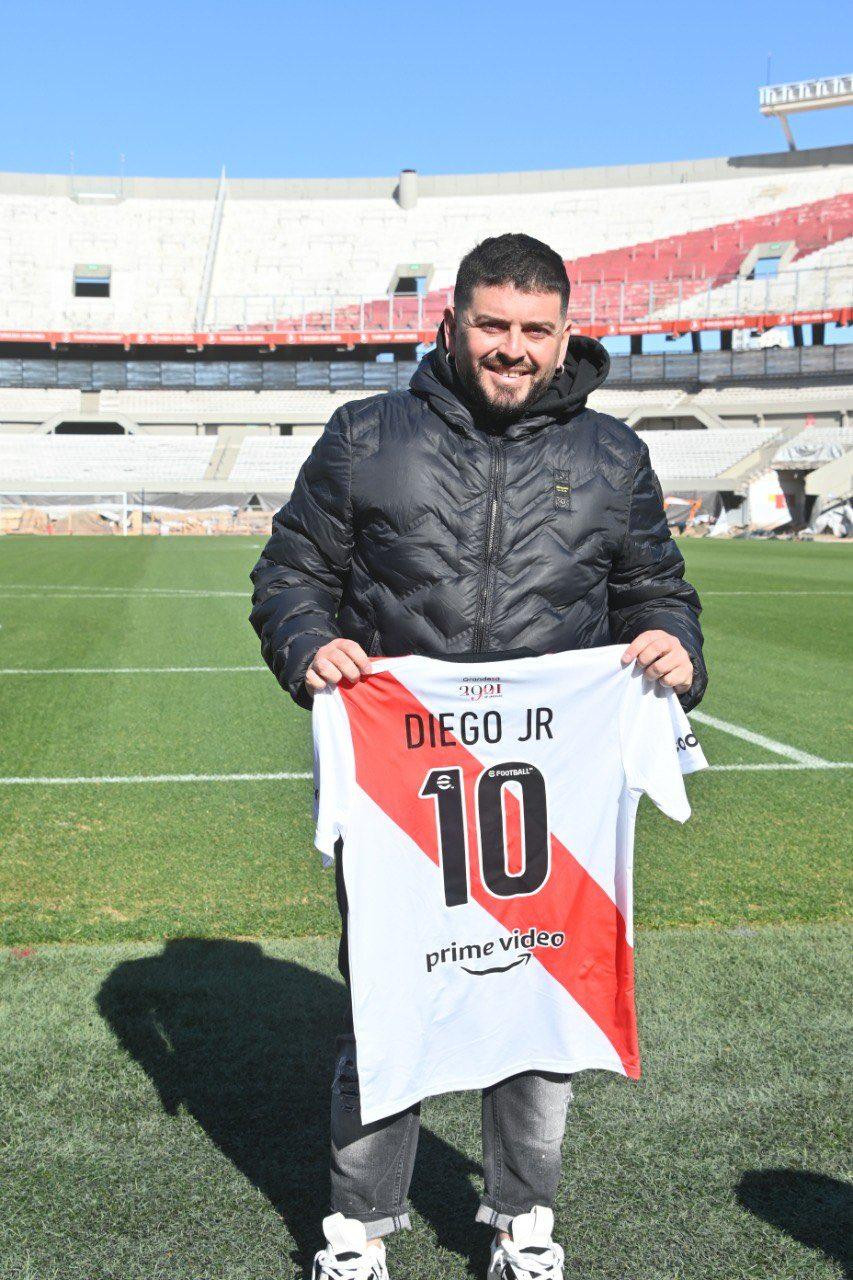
[310,1212,390,1279]
[487,1205,565,1280]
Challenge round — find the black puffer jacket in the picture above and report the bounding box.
[249,329,707,712]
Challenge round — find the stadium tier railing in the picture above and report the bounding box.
[203,264,851,337]
[4,266,844,351]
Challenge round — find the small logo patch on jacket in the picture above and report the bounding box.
[553,469,571,509]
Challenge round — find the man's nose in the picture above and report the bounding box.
[496,325,527,362]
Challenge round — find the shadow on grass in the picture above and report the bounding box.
[737,1169,852,1278]
[96,938,488,1275]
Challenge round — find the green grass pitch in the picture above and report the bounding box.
[0,534,850,1279]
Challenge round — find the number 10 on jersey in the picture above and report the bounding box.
[419,763,551,907]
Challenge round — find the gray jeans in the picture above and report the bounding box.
[330,837,573,1239]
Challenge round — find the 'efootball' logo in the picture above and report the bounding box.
[459,676,503,701]
[676,733,700,751]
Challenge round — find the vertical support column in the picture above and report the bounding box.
[777,113,797,151]
[195,167,227,331]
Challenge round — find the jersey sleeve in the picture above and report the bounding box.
[619,673,708,823]
[311,686,355,867]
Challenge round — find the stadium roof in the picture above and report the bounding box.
[0,143,850,201]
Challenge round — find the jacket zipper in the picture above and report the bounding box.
[472,438,507,652]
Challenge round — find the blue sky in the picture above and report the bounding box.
[2,0,850,178]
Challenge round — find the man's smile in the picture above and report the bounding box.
[483,365,534,386]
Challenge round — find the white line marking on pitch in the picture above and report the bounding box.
[701,591,853,597]
[708,762,852,771]
[0,665,266,675]
[690,710,831,767]
[0,586,244,599]
[0,763,850,785]
[0,771,313,785]
[0,584,241,592]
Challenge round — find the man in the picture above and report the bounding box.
[250,233,706,1280]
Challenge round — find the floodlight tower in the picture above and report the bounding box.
[759,73,853,150]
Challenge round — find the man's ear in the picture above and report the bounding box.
[559,317,572,365]
[442,306,456,356]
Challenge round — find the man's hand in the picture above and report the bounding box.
[304,638,373,696]
[621,630,693,695]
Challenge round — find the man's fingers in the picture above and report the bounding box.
[644,651,680,679]
[634,640,670,669]
[336,638,373,675]
[333,654,363,683]
[310,657,338,685]
[313,655,354,685]
[309,641,372,691]
[622,631,691,689]
[661,666,692,690]
[621,630,668,665]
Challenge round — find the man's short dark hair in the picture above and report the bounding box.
[454,233,570,316]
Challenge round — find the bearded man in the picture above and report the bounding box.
[250,233,707,1280]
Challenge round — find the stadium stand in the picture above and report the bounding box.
[0,147,850,340]
[637,427,781,482]
[0,388,83,418]
[2,384,847,438]
[0,434,216,486]
[292,195,851,336]
[228,436,322,486]
[0,144,850,535]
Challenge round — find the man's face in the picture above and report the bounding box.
[444,283,571,424]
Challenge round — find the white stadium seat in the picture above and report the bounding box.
[0,434,216,486]
[636,427,781,480]
[228,436,322,485]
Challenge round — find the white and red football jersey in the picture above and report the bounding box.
[312,645,707,1124]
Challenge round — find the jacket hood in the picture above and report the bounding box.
[409,323,610,440]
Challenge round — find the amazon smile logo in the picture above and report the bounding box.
[461,952,531,976]
[425,927,566,975]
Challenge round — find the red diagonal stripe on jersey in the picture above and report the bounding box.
[339,669,639,1077]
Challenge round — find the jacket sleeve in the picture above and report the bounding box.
[249,407,353,710]
[608,440,707,712]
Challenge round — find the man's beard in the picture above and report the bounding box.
[453,355,555,426]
